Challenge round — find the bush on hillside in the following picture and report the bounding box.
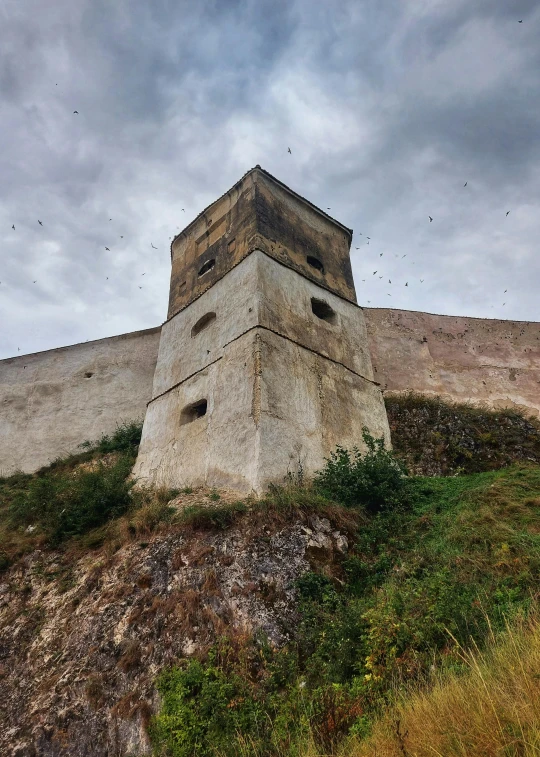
[386,393,540,476]
[150,465,540,757]
[9,455,135,545]
[314,429,411,513]
[82,420,143,454]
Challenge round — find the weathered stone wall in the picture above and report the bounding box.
[364,308,540,418]
[134,252,388,494]
[0,327,161,475]
[2,303,539,478]
[168,166,355,319]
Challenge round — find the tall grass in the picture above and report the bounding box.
[337,611,540,757]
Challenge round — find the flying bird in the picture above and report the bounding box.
[380,253,383,257]
[388,279,391,283]
[73,110,78,114]
[373,271,377,275]
[33,280,36,283]
[420,279,424,283]
[504,289,507,293]
[519,20,522,23]
[402,254,407,258]
[105,247,110,251]
[11,224,15,230]
[506,211,510,216]
[38,220,43,226]
[288,147,291,154]
[366,237,370,240]
[327,207,331,210]
[138,286,142,289]
[405,282,408,286]
[429,216,433,222]
[141,273,146,276]
[120,236,123,238]
[355,247,360,250]
[464,182,467,187]
[151,243,157,249]
[181,209,185,212]
[379,276,383,279]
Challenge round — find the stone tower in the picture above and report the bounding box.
[132,167,390,493]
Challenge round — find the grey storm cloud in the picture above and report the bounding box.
[1,0,539,359]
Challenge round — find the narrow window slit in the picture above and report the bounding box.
[198,259,215,277]
[180,399,208,425]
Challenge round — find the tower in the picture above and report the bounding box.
[132,167,390,493]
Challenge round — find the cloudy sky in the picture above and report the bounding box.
[1,0,539,359]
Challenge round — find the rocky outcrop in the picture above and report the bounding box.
[0,508,349,756]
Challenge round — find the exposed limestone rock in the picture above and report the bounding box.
[0,511,349,756]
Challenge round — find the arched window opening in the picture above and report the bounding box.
[198,259,215,277]
[180,399,208,425]
[307,255,324,273]
[311,298,337,324]
[191,312,216,337]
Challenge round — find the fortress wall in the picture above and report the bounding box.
[0,327,161,475]
[2,307,539,478]
[363,308,540,418]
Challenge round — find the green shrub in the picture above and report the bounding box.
[314,429,410,513]
[80,421,143,454]
[9,455,135,545]
[150,465,540,757]
[151,653,274,757]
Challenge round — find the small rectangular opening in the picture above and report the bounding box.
[311,297,337,324]
[307,255,324,273]
[180,399,208,425]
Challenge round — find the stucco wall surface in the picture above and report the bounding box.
[364,308,540,417]
[153,251,373,399]
[0,327,161,475]
[133,327,389,494]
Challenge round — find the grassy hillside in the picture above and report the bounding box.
[1,400,539,756]
[386,392,540,475]
[346,611,540,757]
[149,462,540,757]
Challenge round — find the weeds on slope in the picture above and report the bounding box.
[0,422,144,564]
[348,611,540,757]
[150,459,540,757]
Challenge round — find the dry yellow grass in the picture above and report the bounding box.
[332,612,540,757]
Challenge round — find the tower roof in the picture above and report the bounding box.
[171,165,353,254]
[167,165,357,319]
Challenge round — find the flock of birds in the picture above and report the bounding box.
[5,215,157,290]
[286,146,515,307]
[3,162,519,343]
[1,10,530,356]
